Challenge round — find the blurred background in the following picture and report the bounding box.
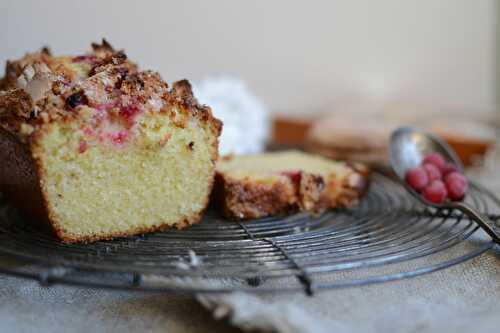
[0,0,498,164]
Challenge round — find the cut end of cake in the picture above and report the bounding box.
[214,150,369,220]
[34,112,219,243]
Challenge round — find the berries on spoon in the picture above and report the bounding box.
[404,152,468,203]
[423,180,448,204]
[405,167,429,191]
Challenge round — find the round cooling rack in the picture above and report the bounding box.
[0,172,497,294]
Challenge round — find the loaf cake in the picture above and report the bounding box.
[213,150,369,219]
[0,40,222,243]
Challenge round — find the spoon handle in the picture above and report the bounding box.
[452,202,500,244]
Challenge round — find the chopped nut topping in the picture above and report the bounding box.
[40,112,49,123]
[20,123,34,135]
[0,40,221,143]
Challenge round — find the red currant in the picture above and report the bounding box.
[446,178,468,201]
[444,172,467,186]
[423,180,448,204]
[423,153,446,170]
[423,163,442,182]
[441,163,458,176]
[405,167,429,191]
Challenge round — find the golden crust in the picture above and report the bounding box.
[0,89,34,135]
[214,156,369,220]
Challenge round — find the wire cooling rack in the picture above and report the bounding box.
[0,172,497,294]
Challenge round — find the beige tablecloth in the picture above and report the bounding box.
[0,244,497,333]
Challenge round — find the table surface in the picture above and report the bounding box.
[0,242,498,333]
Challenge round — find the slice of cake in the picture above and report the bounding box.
[0,40,222,243]
[213,150,369,219]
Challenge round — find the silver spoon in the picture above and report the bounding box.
[390,126,500,244]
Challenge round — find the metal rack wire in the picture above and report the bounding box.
[0,172,497,294]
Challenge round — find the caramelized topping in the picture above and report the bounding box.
[0,39,221,144]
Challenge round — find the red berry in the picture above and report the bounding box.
[78,140,88,154]
[422,163,442,182]
[108,131,129,145]
[441,163,458,176]
[405,167,429,191]
[423,180,448,204]
[446,178,468,201]
[444,172,467,186]
[280,171,302,184]
[73,55,100,65]
[444,172,468,201]
[423,153,446,170]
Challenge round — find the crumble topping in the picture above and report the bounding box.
[0,39,221,148]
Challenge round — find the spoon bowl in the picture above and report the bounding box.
[390,126,463,207]
[389,126,499,244]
